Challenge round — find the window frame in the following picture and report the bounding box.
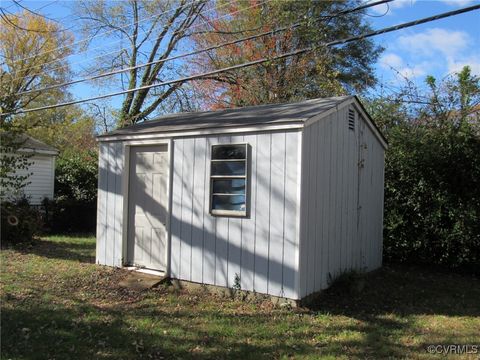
[209,143,249,217]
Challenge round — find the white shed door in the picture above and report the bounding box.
[127,145,168,270]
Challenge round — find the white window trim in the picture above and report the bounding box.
[209,143,249,217]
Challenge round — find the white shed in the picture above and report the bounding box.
[5,135,58,205]
[96,96,387,301]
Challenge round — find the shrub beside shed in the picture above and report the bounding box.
[96,96,387,301]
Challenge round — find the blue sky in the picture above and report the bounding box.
[3,0,480,107]
[366,0,480,93]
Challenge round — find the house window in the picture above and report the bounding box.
[210,144,248,216]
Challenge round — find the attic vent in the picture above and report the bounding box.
[348,109,355,131]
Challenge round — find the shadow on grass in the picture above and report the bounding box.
[1,298,416,360]
[301,264,480,358]
[308,264,480,318]
[1,302,321,359]
[19,237,96,264]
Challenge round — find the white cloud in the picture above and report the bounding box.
[398,64,428,78]
[438,0,477,6]
[397,28,470,57]
[447,57,480,75]
[379,53,428,78]
[368,0,417,15]
[379,53,404,68]
[389,0,418,9]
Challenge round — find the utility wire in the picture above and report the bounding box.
[0,0,22,12]
[3,3,479,117]
[10,0,265,78]
[0,7,59,33]
[7,0,204,65]
[18,0,393,96]
[12,0,62,25]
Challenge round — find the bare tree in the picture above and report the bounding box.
[76,0,207,127]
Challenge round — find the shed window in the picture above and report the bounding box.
[210,144,248,216]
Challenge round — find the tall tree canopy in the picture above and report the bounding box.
[75,0,207,127]
[190,0,383,109]
[0,10,73,117]
[0,10,74,196]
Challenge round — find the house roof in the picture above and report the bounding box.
[98,95,387,147]
[11,134,58,155]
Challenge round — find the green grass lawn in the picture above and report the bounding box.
[1,235,479,359]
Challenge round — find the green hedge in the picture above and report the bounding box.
[383,123,480,273]
[42,198,96,234]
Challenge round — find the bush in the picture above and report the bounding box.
[55,150,97,202]
[366,67,480,273]
[383,123,480,272]
[43,198,96,234]
[1,197,42,244]
[47,148,98,234]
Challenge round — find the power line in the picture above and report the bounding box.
[10,0,264,79]
[18,0,394,96]
[336,3,480,44]
[12,0,62,26]
[7,0,204,65]
[3,3,479,117]
[0,7,59,33]
[0,0,22,12]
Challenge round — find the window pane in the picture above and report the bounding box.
[212,195,246,212]
[211,161,245,176]
[212,179,245,194]
[212,145,246,160]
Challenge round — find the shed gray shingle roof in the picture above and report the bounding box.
[100,96,354,137]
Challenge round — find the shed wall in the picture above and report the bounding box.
[96,141,124,267]
[96,130,302,299]
[357,113,385,272]
[298,105,384,298]
[170,131,302,299]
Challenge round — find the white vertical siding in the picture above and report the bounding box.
[170,139,183,278]
[96,141,124,267]
[96,144,107,265]
[268,132,286,296]
[358,115,385,271]
[299,105,385,298]
[285,132,301,299]
[191,138,206,284]
[179,138,195,280]
[254,133,271,294]
[9,154,56,205]
[240,134,257,292]
[170,131,302,299]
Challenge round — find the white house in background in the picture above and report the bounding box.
[96,96,387,301]
[7,135,58,205]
